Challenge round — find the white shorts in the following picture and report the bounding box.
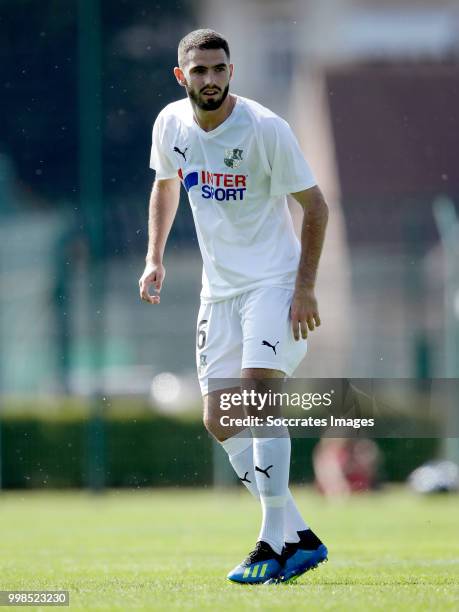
[196,286,308,395]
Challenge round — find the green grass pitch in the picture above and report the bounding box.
[0,488,458,610]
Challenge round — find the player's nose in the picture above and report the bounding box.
[203,75,216,88]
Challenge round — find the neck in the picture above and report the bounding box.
[191,93,236,132]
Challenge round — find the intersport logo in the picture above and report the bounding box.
[178,169,247,201]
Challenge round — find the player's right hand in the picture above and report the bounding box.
[139,260,165,304]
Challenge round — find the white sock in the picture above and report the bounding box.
[220,430,309,546]
[252,436,291,555]
[220,429,259,499]
[284,493,309,542]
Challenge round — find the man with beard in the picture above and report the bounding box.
[139,29,329,584]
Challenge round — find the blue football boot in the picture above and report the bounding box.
[227,541,283,584]
[266,529,328,584]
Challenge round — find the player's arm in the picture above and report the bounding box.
[290,185,329,340]
[139,177,181,304]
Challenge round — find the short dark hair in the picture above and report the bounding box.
[178,29,230,67]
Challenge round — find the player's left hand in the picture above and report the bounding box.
[290,287,321,341]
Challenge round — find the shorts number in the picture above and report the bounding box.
[197,319,208,349]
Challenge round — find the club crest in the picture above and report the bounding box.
[224,148,243,169]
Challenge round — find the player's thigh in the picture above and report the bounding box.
[195,299,242,396]
[241,367,285,379]
[203,387,247,441]
[240,286,308,376]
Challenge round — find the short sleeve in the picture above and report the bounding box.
[149,113,178,179]
[263,117,317,197]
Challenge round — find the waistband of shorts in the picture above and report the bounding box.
[200,282,295,304]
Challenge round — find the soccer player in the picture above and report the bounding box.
[139,29,329,584]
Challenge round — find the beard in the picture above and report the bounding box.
[187,83,230,111]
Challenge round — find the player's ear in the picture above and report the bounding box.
[229,63,234,80]
[173,66,186,87]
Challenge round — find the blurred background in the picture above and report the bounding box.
[1,0,459,493]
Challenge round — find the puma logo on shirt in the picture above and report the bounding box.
[173,146,188,161]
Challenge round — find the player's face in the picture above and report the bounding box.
[178,48,233,111]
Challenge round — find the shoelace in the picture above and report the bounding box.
[244,542,270,565]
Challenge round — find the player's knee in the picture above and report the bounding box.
[203,408,225,441]
[202,409,213,433]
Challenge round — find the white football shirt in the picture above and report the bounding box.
[150,95,316,302]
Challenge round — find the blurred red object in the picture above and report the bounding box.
[313,438,381,497]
